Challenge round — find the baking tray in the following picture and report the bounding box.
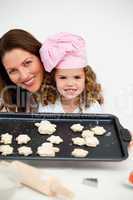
[0,113,131,161]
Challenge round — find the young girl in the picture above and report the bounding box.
[39,32,104,113]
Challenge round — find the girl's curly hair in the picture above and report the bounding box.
[84,65,104,106]
[40,65,104,108]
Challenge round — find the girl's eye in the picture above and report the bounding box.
[74,76,81,79]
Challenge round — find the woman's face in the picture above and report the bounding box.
[2,48,44,93]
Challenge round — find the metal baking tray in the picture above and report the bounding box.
[0,113,131,161]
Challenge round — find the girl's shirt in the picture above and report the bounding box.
[38,98,102,113]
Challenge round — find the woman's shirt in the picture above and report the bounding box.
[38,98,102,113]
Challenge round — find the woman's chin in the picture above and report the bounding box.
[22,84,40,93]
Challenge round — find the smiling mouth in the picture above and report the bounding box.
[64,89,77,92]
[64,89,78,95]
[23,77,35,86]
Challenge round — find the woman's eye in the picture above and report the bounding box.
[24,60,32,66]
[8,69,17,75]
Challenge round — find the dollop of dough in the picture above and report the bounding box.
[36,120,56,135]
[16,134,31,144]
[0,133,13,144]
[0,145,13,155]
[37,142,59,157]
[91,126,106,135]
[18,146,32,156]
[47,135,63,144]
[85,136,99,147]
[72,137,86,146]
[71,148,88,157]
[81,130,94,138]
[70,124,84,132]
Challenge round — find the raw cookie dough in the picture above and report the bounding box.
[70,124,84,132]
[0,145,13,155]
[18,146,32,156]
[71,148,88,157]
[72,137,86,146]
[37,142,59,157]
[81,130,94,138]
[35,120,56,135]
[47,135,63,144]
[91,126,106,135]
[16,134,31,144]
[0,133,13,144]
[85,136,99,147]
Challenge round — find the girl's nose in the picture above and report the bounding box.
[67,78,75,86]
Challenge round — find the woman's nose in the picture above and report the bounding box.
[19,67,30,81]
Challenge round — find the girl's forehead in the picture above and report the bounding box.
[55,68,84,75]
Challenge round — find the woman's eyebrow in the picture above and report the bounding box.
[22,57,33,65]
[6,66,16,71]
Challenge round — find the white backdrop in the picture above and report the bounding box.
[0,0,133,130]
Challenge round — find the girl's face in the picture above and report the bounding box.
[2,48,44,93]
[55,68,85,100]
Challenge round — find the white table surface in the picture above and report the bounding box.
[10,148,133,200]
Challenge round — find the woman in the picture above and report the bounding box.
[0,29,53,112]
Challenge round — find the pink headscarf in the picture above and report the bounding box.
[39,32,87,72]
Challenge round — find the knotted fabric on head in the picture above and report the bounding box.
[39,32,87,72]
